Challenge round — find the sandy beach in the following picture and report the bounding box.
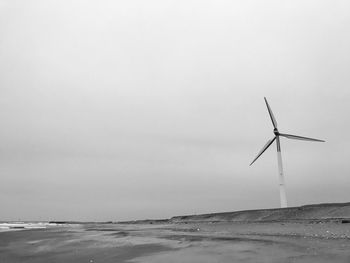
[1,222,349,262]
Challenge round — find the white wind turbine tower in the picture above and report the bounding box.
[250,98,325,208]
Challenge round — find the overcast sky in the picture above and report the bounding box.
[1,0,350,221]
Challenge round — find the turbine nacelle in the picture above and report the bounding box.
[273,128,279,136]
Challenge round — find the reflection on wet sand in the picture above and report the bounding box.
[0,222,350,263]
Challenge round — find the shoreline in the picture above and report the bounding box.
[1,221,350,262]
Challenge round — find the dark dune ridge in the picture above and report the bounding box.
[119,202,350,224]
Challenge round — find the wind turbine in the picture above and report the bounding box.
[250,97,325,208]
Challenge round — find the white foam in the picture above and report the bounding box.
[0,222,58,232]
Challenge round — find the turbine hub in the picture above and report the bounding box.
[273,128,279,135]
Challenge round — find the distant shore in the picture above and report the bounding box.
[118,202,350,224]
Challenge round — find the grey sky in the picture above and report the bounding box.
[1,0,349,221]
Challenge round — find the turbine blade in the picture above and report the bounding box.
[264,97,277,128]
[279,133,325,142]
[250,137,276,166]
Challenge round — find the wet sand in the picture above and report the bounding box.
[1,222,350,262]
